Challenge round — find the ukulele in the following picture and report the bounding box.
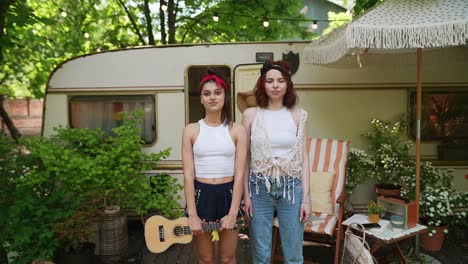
[144,215,245,253]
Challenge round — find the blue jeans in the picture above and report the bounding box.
[249,174,304,264]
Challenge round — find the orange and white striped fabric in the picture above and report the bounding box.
[306,138,350,235]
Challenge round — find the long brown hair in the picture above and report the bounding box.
[254,60,297,109]
[199,68,232,125]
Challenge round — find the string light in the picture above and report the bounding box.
[161,1,168,11]
[209,11,349,24]
[262,18,269,28]
[61,10,67,17]
[84,32,90,38]
[212,13,219,22]
[312,20,318,30]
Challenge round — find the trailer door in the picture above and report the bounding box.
[233,64,262,122]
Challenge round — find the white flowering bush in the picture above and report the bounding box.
[420,186,453,234]
[362,115,413,186]
[345,147,375,195]
[359,115,468,237]
[419,186,468,236]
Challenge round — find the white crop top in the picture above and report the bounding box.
[262,107,297,158]
[193,119,236,178]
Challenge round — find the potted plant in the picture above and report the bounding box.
[413,174,467,251]
[367,201,386,223]
[362,115,413,196]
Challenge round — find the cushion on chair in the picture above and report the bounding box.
[309,171,335,214]
[308,138,348,216]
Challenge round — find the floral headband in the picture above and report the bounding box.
[260,61,291,77]
[199,74,229,92]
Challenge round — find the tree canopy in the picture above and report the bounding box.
[0,0,314,99]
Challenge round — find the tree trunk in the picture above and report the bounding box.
[117,0,146,45]
[167,0,176,44]
[143,0,155,45]
[0,1,21,140]
[0,96,21,140]
[159,0,167,44]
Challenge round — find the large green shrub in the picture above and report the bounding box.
[1,113,182,263]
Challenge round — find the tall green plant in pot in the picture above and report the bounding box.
[362,115,413,196]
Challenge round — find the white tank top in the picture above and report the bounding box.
[262,107,297,158]
[193,119,236,178]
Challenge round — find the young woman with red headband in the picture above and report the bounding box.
[182,69,247,264]
[242,60,311,264]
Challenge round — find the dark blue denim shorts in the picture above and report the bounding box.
[194,180,234,222]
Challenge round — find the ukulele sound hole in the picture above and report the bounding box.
[174,226,183,237]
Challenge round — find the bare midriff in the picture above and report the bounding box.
[196,176,234,184]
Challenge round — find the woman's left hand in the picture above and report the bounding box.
[300,202,311,223]
[220,214,237,230]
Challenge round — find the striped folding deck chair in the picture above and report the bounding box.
[272,138,350,264]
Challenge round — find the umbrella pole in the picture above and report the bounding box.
[416,48,422,221]
[415,48,423,256]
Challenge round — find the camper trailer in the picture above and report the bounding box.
[43,41,468,207]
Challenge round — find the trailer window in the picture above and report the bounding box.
[69,95,156,144]
[186,66,232,124]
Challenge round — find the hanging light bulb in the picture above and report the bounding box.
[84,32,90,39]
[161,1,168,11]
[263,18,269,28]
[312,20,318,30]
[61,10,67,17]
[213,13,219,22]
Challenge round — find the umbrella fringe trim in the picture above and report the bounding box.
[347,21,468,49]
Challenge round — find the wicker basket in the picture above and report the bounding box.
[99,194,128,264]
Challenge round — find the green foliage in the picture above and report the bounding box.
[135,173,184,219]
[1,131,71,263]
[322,11,352,36]
[446,192,468,242]
[353,0,383,17]
[0,113,181,262]
[345,147,374,195]
[178,0,314,43]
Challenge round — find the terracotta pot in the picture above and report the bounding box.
[375,183,402,197]
[421,226,447,252]
[368,214,380,223]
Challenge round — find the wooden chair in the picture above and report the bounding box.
[271,138,350,264]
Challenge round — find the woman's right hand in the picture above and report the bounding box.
[188,215,203,236]
[243,196,253,219]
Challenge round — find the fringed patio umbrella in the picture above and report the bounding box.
[304,0,468,220]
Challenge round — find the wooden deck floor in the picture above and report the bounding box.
[125,219,465,264]
[127,220,253,264]
[141,237,252,264]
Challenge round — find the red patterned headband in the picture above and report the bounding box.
[199,74,229,92]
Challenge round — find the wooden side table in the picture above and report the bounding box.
[342,214,428,264]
